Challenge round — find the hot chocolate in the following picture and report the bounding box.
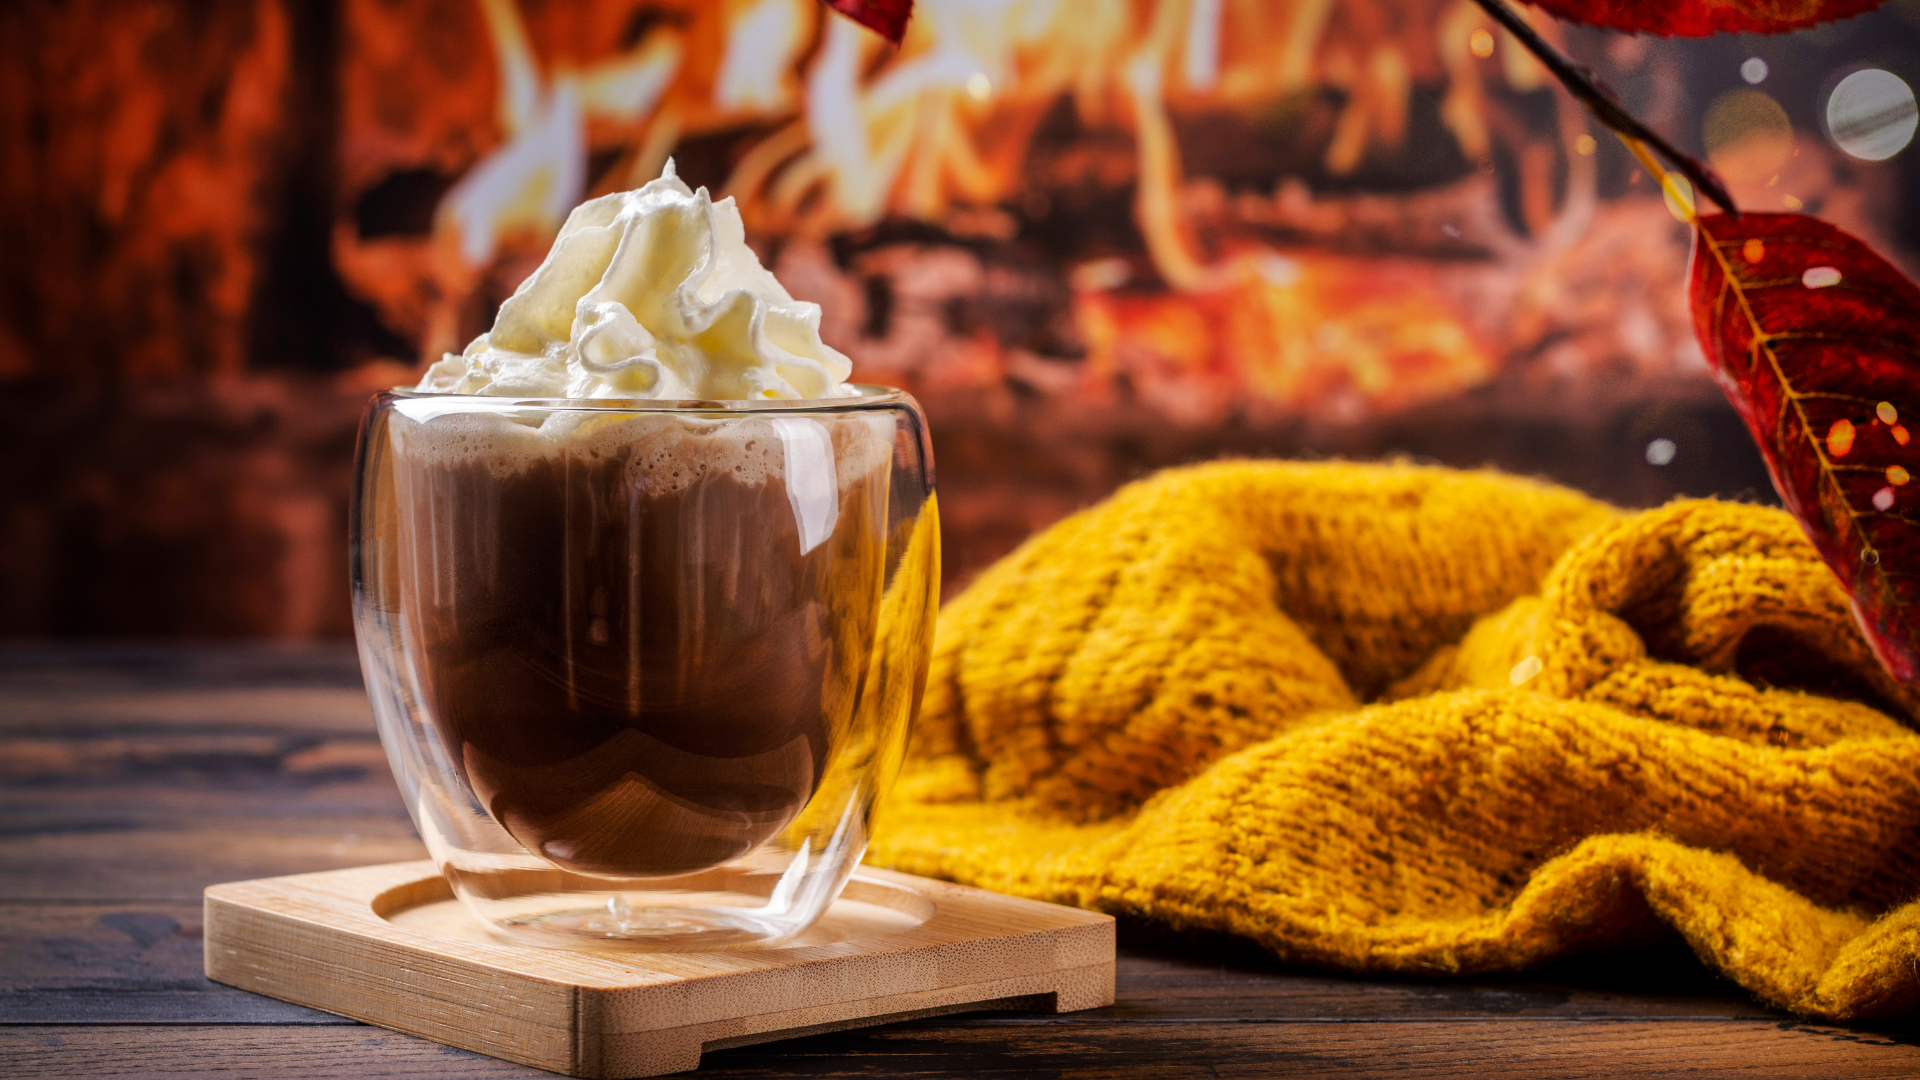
[390,407,890,877]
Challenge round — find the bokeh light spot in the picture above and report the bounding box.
[1704,89,1792,185]
[1890,465,1911,486]
[1742,57,1769,85]
[1645,438,1677,466]
[1803,265,1842,288]
[1875,486,1898,511]
[1574,133,1596,156]
[1879,401,1899,424]
[1469,29,1495,59]
[1830,417,1856,457]
[1827,69,1918,161]
[1660,173,1694,222]
[1742,238,1766,264]
[965,71,992,102]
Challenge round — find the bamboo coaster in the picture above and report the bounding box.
[204,861,1115,1078]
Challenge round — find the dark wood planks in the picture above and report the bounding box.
[0,646,422,907]
[8,1021,1920,1079]
[4,645,1917,1078]
[4,1026,551,1077]
[700,1019,1920,1078]
[0,902,350,1024]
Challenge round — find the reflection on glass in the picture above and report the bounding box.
[352,388,938,948]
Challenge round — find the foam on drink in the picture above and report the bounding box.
[417,159,856,402]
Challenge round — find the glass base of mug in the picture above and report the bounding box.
[481,890,799,950]
[428,844,862,951]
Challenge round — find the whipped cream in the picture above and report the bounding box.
[417,161,856,401]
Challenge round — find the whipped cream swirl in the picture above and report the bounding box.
[417,161,856,401]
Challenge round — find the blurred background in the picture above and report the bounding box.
[4,0,1919,638]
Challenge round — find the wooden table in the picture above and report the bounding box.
[5,645,1919,1078]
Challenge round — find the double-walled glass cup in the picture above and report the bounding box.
[350,387,937,949]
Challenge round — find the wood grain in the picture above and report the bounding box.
[0,648,418,905]
[204,862,1115,1078]
[6,645,1920,1078]
[10,1019,1920,1079]
[0,902,344,1025]
[698,1018,1920,1077]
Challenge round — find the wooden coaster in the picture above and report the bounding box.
[204,861,1115,1078]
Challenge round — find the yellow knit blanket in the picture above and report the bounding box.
[868,461,1920,1021]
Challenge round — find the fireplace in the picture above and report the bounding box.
[2,0,1915,636]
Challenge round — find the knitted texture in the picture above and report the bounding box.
[868,460,1920,1020]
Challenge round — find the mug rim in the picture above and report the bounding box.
[382,383,910,415]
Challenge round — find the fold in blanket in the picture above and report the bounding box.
[869,461,1920,1020]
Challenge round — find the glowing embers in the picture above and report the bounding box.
[1072,252,1494,423]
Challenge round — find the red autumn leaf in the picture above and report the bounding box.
[1689,212,1920,680]
[819,0,913,44]
[1524,0,1885,36]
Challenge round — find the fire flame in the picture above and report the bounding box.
[425,0,1602,417]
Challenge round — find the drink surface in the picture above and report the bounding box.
[390,410,889,876]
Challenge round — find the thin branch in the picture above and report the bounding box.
[1620,132,1701,223]
[1467,0,1739,217]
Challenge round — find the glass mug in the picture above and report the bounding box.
[350,387,938,948]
